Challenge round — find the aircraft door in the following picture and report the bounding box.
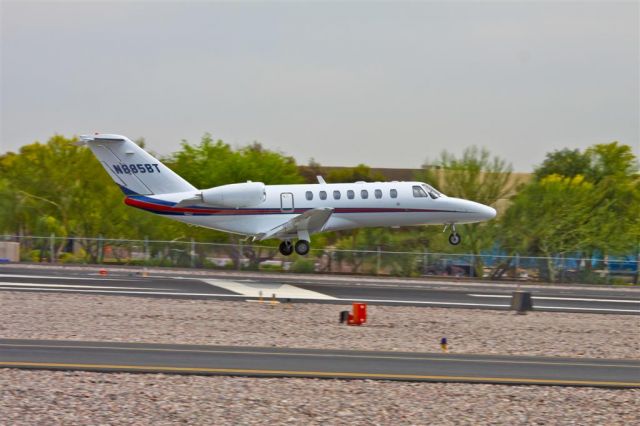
[280,192,294,213]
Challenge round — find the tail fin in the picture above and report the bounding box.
[80,134,196,195]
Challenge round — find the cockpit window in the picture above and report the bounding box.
[422,184,443,199]
[413,186,428,198]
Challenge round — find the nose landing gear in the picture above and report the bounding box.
[448,232,461,245]
[445,224,462,246]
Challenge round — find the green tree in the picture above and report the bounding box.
[534,148,591,180]
[168,134,303,188]
[500,142,640,282]
[500,175,596,281]
[0,135,160,260]
[326,164,386,183]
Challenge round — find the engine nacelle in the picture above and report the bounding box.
[200,182,266,208]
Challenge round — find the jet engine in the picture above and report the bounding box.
[199,182,266,208]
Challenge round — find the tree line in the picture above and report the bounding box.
[0,134,638,280]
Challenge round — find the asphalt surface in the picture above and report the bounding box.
[0,265,638,314]
[1,339,637,388]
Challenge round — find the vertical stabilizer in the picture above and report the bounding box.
[81,134,195,195]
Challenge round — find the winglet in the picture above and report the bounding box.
[317,175,326,184]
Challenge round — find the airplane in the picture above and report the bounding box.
[81,134,497,256]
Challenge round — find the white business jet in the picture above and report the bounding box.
[81,134,496,256]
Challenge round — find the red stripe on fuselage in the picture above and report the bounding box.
[124,197,462,215]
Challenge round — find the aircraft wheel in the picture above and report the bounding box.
[295,240,310,256]
[279,240,294,256]
[448,233,461,246]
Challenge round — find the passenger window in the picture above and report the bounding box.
[305,191,313,201]
[347,190,355,200]
[413,186,428,198]
[333,190,341,200]
[361,190,369,199]
[390,189,398,198]
[374,189,382,199]
[319,191,327,200]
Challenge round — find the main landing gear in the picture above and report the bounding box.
[279,240,294,256]
[446,224,461,246]
[279,240,310,256]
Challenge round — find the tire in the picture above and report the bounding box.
[279,241,293,256]
[448,233,461,245]
[295,240,311,256]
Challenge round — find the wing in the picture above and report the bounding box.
[256,207,334,241]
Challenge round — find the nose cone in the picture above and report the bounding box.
[463,200,497,222]
[479,204,497,221]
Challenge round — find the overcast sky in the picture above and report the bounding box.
[1,0,638,172]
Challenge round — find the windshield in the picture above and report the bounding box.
[422,184,444,199]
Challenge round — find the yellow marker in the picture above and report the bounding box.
[258,291,263,304]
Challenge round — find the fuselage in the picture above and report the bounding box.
[124,181,496,237]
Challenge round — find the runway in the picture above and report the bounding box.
[0,266,638,314]
[1,339,637,388]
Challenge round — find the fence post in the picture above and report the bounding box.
[423,250,428,275]
[376,246,381,275]
[49,233,55,263]
[144,236,149,263]
[237,238,242,271]
[98,235,103,264]
[190,238,196,268]
[470,253,474,277]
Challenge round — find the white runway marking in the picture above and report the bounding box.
[0,282,162,291]
[468,294,639,304]
[536,306,640,313]
[0,274,135,282]
[201,279,337,300]
[0,287,244,298]
[0,285,509,307]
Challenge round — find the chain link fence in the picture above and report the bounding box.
[1,235,638,285]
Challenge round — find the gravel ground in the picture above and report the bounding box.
[0,291,638,425]
[0,291,638,358]
[1,370,638,426]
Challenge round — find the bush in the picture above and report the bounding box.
[58,252,86,264]
[259,263,284,272]
[290,258,316,273]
